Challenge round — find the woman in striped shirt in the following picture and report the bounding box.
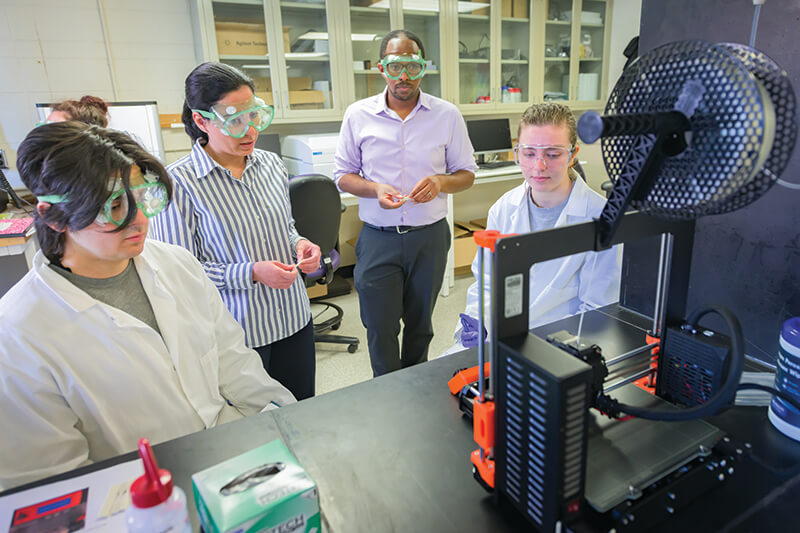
[151,62,320,400]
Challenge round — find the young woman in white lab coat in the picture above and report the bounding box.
[0,122,295,490]
[450,103,622,350]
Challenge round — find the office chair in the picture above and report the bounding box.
[573,160,587,182]
[573,160,615,197]
[289,174,360,353]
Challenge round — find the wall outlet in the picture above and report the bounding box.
[0,148,7,169]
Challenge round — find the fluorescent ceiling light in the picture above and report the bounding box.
[298,31,377,41]
[368,0,489,12]
[241,64,270,69]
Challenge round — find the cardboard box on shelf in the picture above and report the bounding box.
[513,0,529,18]
[256,85,326,109]
[253,76,313,92]
[215,21,268,56]
[502,0,512,17]
[282,26,291,52]
[215,24,290,56]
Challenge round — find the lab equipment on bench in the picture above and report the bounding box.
[281,133,339,179]
[459,39,798,532]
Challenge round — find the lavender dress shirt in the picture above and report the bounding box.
[334,88,477,227]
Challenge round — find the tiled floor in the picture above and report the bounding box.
[313,274,474,396]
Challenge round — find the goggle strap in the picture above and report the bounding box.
[193,109,216,120]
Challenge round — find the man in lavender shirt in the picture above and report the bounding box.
[334,29,477,376]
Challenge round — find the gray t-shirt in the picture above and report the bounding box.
[527,189,569,232]
[49,260,162,336]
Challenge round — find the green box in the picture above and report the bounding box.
[192,439,320,533]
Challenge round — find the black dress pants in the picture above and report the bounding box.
[255,319,315,400]
[354,218,450,376]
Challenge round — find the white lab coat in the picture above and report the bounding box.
[0,240,295,490]
[452,177,622,345]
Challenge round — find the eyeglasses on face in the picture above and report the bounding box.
[513,144,574,167]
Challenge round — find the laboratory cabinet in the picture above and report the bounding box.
[194,0,347,122]
[541,0,611,109]
[190,0,613,122]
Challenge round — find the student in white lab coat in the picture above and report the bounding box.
[449,103,622,351]
[0,122,295,490]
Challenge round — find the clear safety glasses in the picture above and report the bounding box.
[193,97,275,139]
[513,144,574,168]
[379,54,426,80]
[38,173,168,227]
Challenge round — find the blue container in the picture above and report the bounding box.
[768,317,800,441]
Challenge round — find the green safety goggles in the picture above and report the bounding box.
[379,54,426,80]
[39,173,168,227]
[193,97,274,139]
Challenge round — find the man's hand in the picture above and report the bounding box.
[376,183,407,209]
[295,239,322,274]
[253,261,299,289]
[408,175,442,203]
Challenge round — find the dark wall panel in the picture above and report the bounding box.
[633,0,800,363]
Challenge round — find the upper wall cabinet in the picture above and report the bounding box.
[541,0,611,109]
[399,0,445,99]
[192,0,612,122]
[346,0,445,101]
[199,0,344,122]
[348,1,392,101]
[272,1,337,114]
[454,0,533,113]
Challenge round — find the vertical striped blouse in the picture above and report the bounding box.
[150,141,311,348]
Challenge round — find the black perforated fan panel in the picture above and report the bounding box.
[713,42,798,209]
[603,40,797,220]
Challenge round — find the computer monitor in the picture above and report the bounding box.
[466,118,513,165]
[35,101,166,162]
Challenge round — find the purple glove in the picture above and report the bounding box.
[460,313,487,348]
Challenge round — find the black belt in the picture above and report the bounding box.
[362,220,438,234]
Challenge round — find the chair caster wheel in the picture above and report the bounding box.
[331,323,340,330]
[348,344,358,353]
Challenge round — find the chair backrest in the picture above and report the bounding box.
[289,174,342,255]
[573,160,587,182]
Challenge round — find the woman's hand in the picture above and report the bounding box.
[295,239,322,274]
[253,260,299,289]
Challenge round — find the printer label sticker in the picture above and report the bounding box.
[504,273,523,318]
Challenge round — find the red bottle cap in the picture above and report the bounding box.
[129,438,174,508]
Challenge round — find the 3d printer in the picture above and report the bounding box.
[461,40,798,532]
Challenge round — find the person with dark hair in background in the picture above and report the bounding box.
[334,29,477,376]
[0,122,294,490]
[150,62,320,400]
[46,95,109,127]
